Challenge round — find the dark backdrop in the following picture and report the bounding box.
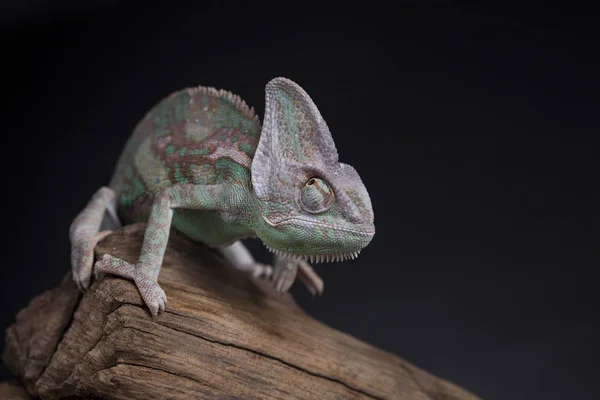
[2,2,598,399]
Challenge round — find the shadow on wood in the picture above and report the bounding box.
[3,223,481,399]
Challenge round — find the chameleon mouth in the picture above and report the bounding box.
[264,244,361,263]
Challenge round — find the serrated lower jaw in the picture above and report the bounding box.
[264,245,361,263]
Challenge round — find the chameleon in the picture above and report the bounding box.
[69,77,375,316]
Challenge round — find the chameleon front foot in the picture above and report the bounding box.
[272,257,324,295]
[272,258,298,292]
[94,254,167,316]
[134,271,167,316]
[297,262,324,296]
[218,241,324,295]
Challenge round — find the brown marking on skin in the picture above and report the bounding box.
[156,128,253,183]
[110,84,263,228]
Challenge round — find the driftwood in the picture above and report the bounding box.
[0,381,32,399]
[3,223,480,400]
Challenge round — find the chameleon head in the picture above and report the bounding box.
[250,77,375,263]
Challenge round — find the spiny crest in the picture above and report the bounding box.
[186,85,262,128]
[264,244,361,263]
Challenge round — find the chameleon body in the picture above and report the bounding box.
[69,77,375,315]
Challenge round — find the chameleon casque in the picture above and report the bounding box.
[69,77,375,316]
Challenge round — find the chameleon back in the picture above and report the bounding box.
[109,86,262,224]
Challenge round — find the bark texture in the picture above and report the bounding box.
[3,223,481,400]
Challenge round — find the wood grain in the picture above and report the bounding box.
[3,223,481,399]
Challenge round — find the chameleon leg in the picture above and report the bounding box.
[219,243,324,294]
[218,241,273,278]
[296,261,324,296]
[95,190,172,315]
[69,186,116,291]
[272,256,299,292]
[95,184,236,316]
[272,256,324,295]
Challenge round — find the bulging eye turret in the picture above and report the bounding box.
[300,177,335,213]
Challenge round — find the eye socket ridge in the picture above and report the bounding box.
[300,176,335,213]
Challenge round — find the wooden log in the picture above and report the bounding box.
[3,223,481,400]
[0,381,32,399]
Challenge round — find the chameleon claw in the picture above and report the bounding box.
[272,259,298,292]
[94,254,167,316]
[297,261,324,296]
[134,272,168,317]
[158,290,167,314]
[72,269,85,292]
[270,256,325,295]
[71,230,114,292]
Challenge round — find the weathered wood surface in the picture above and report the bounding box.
[0,381,32,399]
[3,223,481,400]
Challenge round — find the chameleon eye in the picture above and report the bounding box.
[300,177,335,213]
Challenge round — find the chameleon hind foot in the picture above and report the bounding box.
[218,241,274,279]
[71,229,114,291]
[70,186,117,291]
[248,263,274,279]
[94,254,167,316]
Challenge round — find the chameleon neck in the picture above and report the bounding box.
[170,183,262,247]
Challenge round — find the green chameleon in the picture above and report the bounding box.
[69,77,375,316]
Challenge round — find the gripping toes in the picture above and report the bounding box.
[94,254,167,316]
[72,230,113,291]
[272,257,324,296]
[272,258,298,292]
[71,239,94,292]
[134,273,167,316]
[70,186,116,291]
[94,254,135,279]
[297,261,324,296]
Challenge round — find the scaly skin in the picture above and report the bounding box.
[70,77,375,316]
[69,187,116,291]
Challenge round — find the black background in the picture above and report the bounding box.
[2,2,599,399]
